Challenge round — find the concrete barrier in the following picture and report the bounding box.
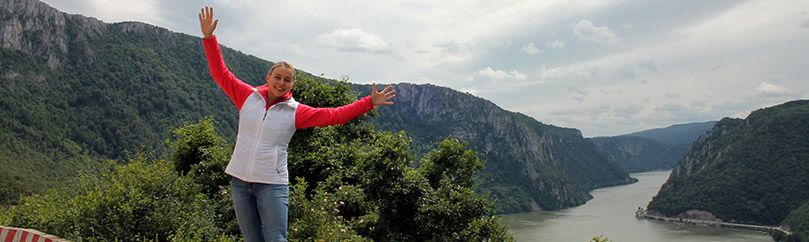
[0,226,66,242]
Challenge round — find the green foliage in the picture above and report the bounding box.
[288,132,513,241]
[590,235,612,242]
[420,139,483,188]
[778,200,809,242]
[355,83,634,214]
[289,178,369,241]
[167,118,239,236]
[4,74,513,241]
[3,6,513,241]
[168,117,231,197]
[3,156,224,241]
[648,100,809,225]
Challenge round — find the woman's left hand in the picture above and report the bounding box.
[371,83,396,107]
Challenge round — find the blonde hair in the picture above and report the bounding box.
[268,61,295,81]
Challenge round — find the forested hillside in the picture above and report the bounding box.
[356,83,636,213]
[647,100,809,233]
[588,136,682,172]
[0,0,260,203]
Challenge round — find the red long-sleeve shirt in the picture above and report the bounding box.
[203,35,374,128]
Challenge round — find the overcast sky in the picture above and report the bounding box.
[41,0,809,137]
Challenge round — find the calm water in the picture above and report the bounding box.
[501,171,773,242]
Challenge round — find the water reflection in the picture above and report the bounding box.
[501,171,772,242]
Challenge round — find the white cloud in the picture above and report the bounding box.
[474,67,527,82]
[460,87,479,96]
[540,65,599,79]
[802,18,809,28]
[573,19,620,45]
[756,82,792,96]
[214,0,257,8]
[520,42,543,54]
[315,28,391,53]
[546,40,566,49]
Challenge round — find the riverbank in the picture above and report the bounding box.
[635,208,791,236]
[504,171,773,242]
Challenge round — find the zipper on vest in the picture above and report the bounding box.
[247,108,268,180]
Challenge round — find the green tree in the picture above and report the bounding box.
[2,155,228,241]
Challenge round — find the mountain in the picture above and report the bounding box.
[588,136,681,172]
[0,0,271,203]
[0,0,634,214]
[355,83,636,213]
[587,121,715,173]
[625,121,717,145]
[647,100,809,227]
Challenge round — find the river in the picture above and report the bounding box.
[501,171,773,242]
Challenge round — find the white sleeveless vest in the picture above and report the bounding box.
[225,88,298,184]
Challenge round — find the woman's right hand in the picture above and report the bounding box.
[198,6,218,39]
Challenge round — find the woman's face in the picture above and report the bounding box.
[266,67,294,100]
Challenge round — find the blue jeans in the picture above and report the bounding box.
[231,177,289,242]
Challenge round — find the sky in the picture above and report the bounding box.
[40,0,809,137]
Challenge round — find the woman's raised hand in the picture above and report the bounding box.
[371,83,396,107]
[198,6,218,39]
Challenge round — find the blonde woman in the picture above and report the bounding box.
[199,6,395,242]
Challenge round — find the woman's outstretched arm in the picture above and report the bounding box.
[296,83,396,128]
[199,6,253,110]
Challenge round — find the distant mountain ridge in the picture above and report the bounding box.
[356,83,636,213]
[588,136,681,172]
[647,100,809,227]
[588,121,716,173]
[625,121,717,145]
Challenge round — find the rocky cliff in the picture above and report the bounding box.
[359,83,636,213]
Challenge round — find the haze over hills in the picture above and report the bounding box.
[624,121,717,145]
[588,121,716,173]
[588,136,681,172]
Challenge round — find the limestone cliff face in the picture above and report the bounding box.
[648,100,809,225]
[0,0,108,70]
[361,83,636,213]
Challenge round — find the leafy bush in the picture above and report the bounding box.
[3,155,224,241]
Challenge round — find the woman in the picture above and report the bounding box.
[198,6,395,242]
